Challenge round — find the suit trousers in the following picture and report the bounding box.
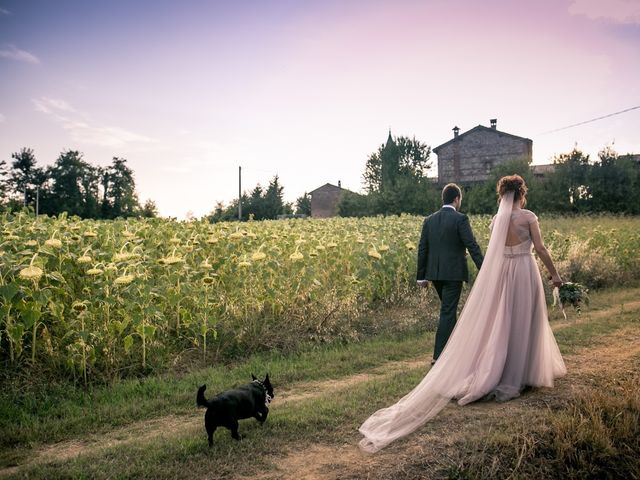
[431,280,463,360]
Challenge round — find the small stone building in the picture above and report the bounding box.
[531,164,556,178]
[433,119,533,185]
[309,182,346,218]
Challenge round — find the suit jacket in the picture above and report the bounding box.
[416,207,484,282]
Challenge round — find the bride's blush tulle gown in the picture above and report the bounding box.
[359,191,566,453]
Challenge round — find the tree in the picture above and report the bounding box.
[357,133,435,215]
[43,150,99,217]
[102,157,139,218]
[246,185,265,220]
[0,160,8,208]
[615,154,640,214]
[3,147,153,218]
[208,197,247,222]
[337,190,376,217]
[380,132,400,191]
[547,147,592,213]
[241,176,290,220]
[208,175,291,222]
[589,146,639,214]
[8,148,45,208]
[263,176,289,219]
[363,133,432,193]
[79,161,101,218]
[207,201,230,222]
[294,192,311,216]
[140,199,158,218]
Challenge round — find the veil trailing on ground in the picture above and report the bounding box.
[359,192,515,453]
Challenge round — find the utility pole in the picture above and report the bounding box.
[238,166,242,221]
[35,186,40,217]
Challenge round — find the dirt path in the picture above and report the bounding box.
[276,356,429,406]
[2,299,639,478]
[551,299,640,332]
[258,325,640,480]
[0,356,430,477]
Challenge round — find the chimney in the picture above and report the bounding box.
[453,126,460,138]
[338,180,341,189]
[490,118,497,129]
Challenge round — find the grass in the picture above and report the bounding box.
[552,287,640,354]
[0,325,433,451]
[446,355,640,480]
[2,286,640,479]
[5,365,429,479]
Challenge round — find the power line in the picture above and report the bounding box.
[539,105,640,135]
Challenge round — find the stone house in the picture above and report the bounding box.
[309,182,348,218]
[433,119,533,185]
[531,164,556,178]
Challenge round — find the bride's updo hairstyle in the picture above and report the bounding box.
[497,174,528,207]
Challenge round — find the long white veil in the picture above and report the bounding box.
[359,192,515,453]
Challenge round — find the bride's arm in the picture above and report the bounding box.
[530,217,562,287]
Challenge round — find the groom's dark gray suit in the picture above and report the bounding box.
[417,206,484,360]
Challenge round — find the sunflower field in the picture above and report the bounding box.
[1,211,639,383]
[0,212,425,382]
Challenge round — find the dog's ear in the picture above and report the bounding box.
[264,373,270,383]
[251,373,257,381]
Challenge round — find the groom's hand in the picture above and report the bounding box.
[417,280,429,289]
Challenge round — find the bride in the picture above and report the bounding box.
[359,175,567,453]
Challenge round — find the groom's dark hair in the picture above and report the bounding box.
[442,183,462,205]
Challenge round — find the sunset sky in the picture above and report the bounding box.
[1,0,639,218]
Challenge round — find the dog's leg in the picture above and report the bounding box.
[258,408,269,424]
[206,424,217,447]
[229,419,242,440]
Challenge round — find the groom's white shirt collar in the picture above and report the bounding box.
[442,204,457,211]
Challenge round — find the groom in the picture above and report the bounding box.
[417,183,484,365]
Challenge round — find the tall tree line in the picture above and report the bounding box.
[0,148,157,218]
[463,146,640,215]
[208,175,296,222]
[339,133,440,217]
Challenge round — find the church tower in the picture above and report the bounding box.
[381,130,400,191]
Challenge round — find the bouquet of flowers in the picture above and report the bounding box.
[553,282,590,319]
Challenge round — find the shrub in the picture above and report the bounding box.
[555,240,623,289]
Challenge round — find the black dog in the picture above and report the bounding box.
[197,374,274,447]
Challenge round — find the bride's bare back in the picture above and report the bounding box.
[505,208,536,246]
[492,207,561,283]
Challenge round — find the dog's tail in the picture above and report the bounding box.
[197,384,209,408]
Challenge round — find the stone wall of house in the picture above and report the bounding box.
[310,185,343,218]
[437,129,532,184]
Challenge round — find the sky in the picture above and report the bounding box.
[1,0,639,218]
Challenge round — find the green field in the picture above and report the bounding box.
[1,212,639,385]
